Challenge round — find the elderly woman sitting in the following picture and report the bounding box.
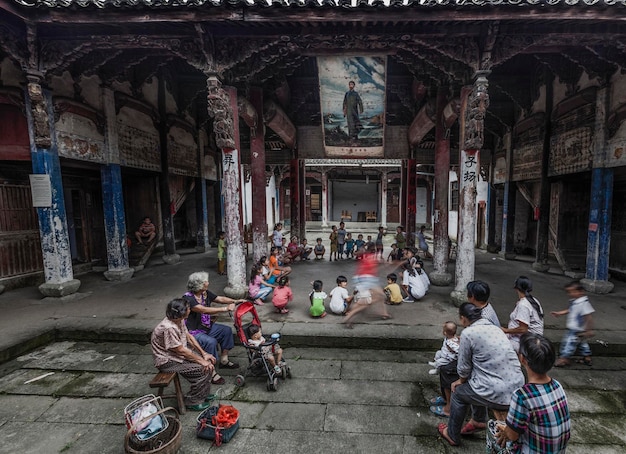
[437,302,524,447]
[183,271,242,385]
[151,298,215,411]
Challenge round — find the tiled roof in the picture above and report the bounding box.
[12,0,626,9]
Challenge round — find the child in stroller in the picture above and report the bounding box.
[233,301,292,391]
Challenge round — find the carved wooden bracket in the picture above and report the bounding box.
[464,71,490,151]
[206,76,235,150]
[27,79,51,148]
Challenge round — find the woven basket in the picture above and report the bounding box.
[125,407,182,454]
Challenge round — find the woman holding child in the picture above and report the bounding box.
[437,303,524,447]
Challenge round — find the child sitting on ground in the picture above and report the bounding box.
[492,333,571,453]
[314,237,326,260]
[309,280,328,318]
[387,243,399,262]
[384,273,403,305]
[329,275,356,315]
[247,324,283,374]
[272,275,292,314]
[428,321,460,375]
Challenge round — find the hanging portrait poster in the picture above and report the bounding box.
[318,56,386,157]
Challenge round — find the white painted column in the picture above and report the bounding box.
[321,170,329,227]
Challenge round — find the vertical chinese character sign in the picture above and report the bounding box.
[318,56,386,157]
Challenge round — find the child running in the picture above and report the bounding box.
[343,243,391,329]
[309,280,328,318]
[428,321,460,375]
[552,281,595,367]
[272,275,293,314]
[383,273,403,305]
[329,275,356,315]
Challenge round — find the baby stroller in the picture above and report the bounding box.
[232,301,292,391]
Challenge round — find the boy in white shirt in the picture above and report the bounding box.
[329,275,356,315]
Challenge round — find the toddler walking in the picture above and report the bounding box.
[428,321,460,375]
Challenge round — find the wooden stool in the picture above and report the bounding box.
[149,372,186,415]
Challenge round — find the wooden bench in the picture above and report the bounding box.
[341,210,352,221]
[365,211,377,222]
[149,372,186,414]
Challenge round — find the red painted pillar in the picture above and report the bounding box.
[249,87,268,263]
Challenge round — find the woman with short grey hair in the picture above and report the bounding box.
[183,271,244,385]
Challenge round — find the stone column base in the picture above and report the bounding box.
[430,271,452,287]
[0,284,5,295]
[498,251,516,260]
[532,262,550,272]
[224,284,247,299]
[195,246,209,253]
[581,278,614,294]
[38,279,81,297]
[163,254,181,265]
[104,268,134,281]
[450,289,467,307]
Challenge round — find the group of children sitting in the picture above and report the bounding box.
[307,246,432,318]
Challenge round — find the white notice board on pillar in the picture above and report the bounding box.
[29,174,52,208]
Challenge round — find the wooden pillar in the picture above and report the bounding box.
[582,86,614,294]
[380,171,388,228]
[400,162,408,228]
[499,132,516,259]
[321,170,329,227]
[157,75,180,265]
[289,158,301,241]
[532,70,554,272]
[406,159,417,247]
[25,73,81,297]
[207,77,246,297]
[431,85,452,286]
[451,72,489,305]
[249,87,268,263]
[194,128,209,252]
[101,86,133,281]
[298,159,306,241]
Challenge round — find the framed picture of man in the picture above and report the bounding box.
[318,56,386,157]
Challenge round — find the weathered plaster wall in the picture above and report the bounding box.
[49,72,75,99]
[531,85,547,115]
[55,112,105,163]
[79,75,103,111]
[141,79,177,115]
[0,58,24,86]
[168,125,198,177]
[117,107,160,171]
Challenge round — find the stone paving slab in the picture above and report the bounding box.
[55,372,152,398]
[0,395,57,424]
[39,396,127,424]
[0,369,80,395]
[0,421,88,454]
[256,402,327,431]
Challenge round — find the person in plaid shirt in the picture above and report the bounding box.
[496,333,571,453]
